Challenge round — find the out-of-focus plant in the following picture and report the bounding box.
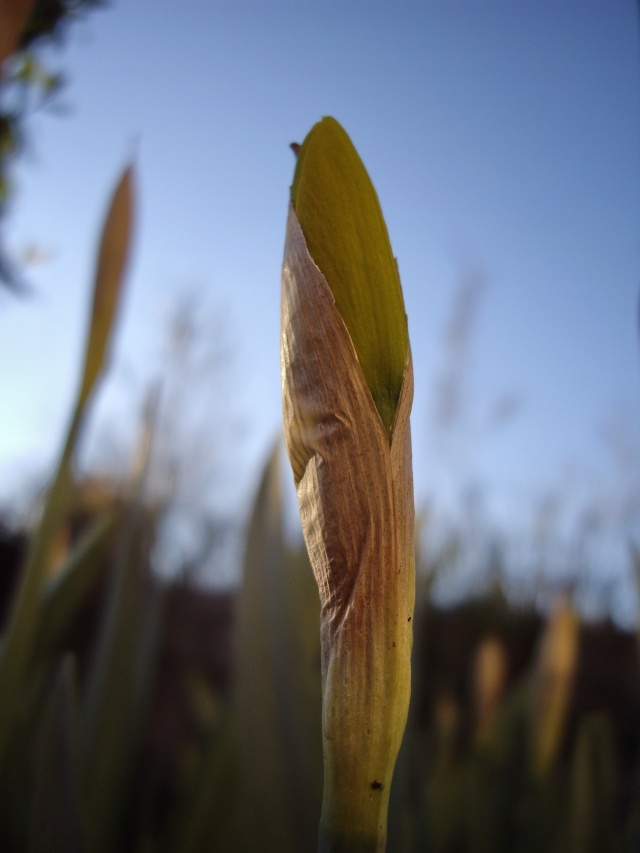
[472,635,508,745]
[0,162,139,852]
[0,0,106,289]
[147,292,240,585]
[529,594,580,780]
[0,162,133,765]
[568,713,616,853]
[0,108,636,853]
[235,444,322,852]
[281,116,414,852]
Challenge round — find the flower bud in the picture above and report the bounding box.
[291,117,408,442]
[282,118,414,851]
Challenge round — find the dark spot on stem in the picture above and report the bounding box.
[371,780,384,791]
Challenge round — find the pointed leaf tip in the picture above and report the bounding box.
[78,164,134,408]
[291,117,408,441]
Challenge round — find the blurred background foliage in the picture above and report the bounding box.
[1,2,640,852]
[2,404,640,851]
[0,0,106,289]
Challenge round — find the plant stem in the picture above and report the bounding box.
[318,830,384,853]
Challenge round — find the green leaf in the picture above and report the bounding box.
[166,708,239,853]
[291,117,408,441]
[27,657,85,853]
[0,164,134,767]
[569,713,616,853]
[234,443,323,852]
[79,395,162,853]
[0,666,53,849]
[35,514,115,659]
[78,165,134,409]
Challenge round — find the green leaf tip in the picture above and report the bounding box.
[78,163,134,409]
[291,116,408,442]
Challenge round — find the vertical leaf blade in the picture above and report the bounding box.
[78,165,134,409]
[235,443,323,852]
[0,164,134,765]
[27,657,84,853]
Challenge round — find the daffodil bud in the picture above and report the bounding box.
[291,116,408,443]
[281,117,414,852]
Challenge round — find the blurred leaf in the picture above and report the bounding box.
[79,394,161,853]
[16,0,108,52]
[235,442,322,853]
[35,513,115,658]
[27,656,84,853]
[630,543,640,661]
[569,713,616,853]
[529,596,579,779]
[79,512,161,852]
[77,164,134,409]
[0,164,134,766]
[167,708,239,853]
[0,665,52,849]
[424,693,465,853]
[0,115,18,156]
[482,681,531,853]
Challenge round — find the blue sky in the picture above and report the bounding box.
[0,1,639,601]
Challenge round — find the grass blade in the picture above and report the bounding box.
[167,708,239,853]
[79,391,160,853]
[235,443,322,852]
[569,713,616,853]
[0,164,134,765]
[35,514,115,659]
[27,656,84,853]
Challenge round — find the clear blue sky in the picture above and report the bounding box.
[0,1,639,608]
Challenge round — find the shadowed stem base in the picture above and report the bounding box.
[318,829,384,853]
